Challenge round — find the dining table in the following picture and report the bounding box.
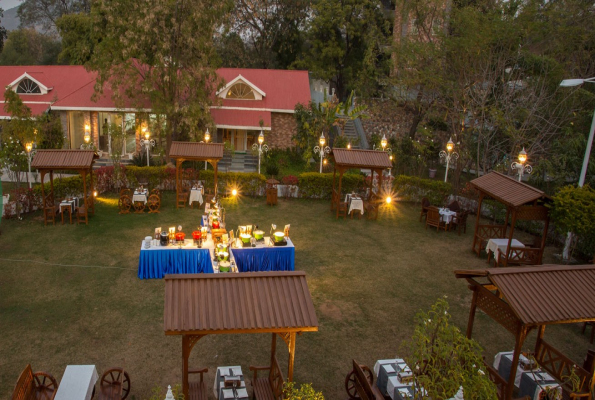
[132,189,148,204]
[345,194,365,216]
[59,198,79,224]
[137,239,214,279]
[189,186,204,206]
[54,365,98,400]
[486,239,525,262]
[374,359,415,400]
[213,366,249,400]
[438,208,457,228]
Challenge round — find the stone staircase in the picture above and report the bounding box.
[343,119,361,149]
[219,152,258,173]
[94,156,134,169]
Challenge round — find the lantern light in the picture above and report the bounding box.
[26,142,33,153]
[204,129,210,143]
[347,142,351,150]
[232,189,238,196]
[389,154,393,161]
[518,148,527,164]
[93,191,98,197]
[386,196,392,204]
[84,124,90,133]
[84,132,91,143]
[381,134,388,149]
[323,159,327,165]
[319,133,326,147]
[446,137,454,152]
[258,131,264,145]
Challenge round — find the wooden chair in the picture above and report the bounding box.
[188,367,208,400]
[204,188,215,205]
[447,200,461,213]
[150,188,161,200]
[583,349,595,374]
[337,201,348,219]
[75,198,89,225]
[420,197,431,222]
[364,196,380,220]
[425,208,447,232]
[11,364,58,400]
[344,360,385,400]
[496,247,542,267]
[43,197,56,226]
[582,322,595,344]
[452,210,469,235]
[147,194,161,214]
[96,367,130,400]
[483,362,529,400]
[249,356,285,400]
[118,196,132,215]
[177,186,190,208]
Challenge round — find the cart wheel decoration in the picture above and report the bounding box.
[345,365,374,399]
[118,196,132,214]
[147,194,161,213]
[100,367,131,400]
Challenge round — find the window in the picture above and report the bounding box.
[16,78,41,94]
[225,83,256,100]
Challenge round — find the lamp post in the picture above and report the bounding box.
[373,133,393,177]
[251,130,269,174]
[25,142,33,189]
[511,147,532,182]
[439,137,459,183]
[139,127,155,167]
[313,133,331,173]
[559,77,595,260]
[80,124,94,150]
[202,128,211,170]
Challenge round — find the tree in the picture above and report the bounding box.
[0,8,7,53]
[221,0,309,69]
[56,13,94,64]
[87,0,231,158]
[295,0,391,100]
[0,28,62,65]
[401,298,498,399]
[17,0,90,33]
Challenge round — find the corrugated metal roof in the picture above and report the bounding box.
[332,148,392,169]
[164,272,319,335]
[169,142,224,160]
[456,265,595,326]
[470,172,549,208]
[31,150,98,169]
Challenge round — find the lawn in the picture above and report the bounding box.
[0,194,589,399]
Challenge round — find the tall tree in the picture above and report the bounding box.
[87,0,231,157]
[56,13,93,64]
[0,8,7,53]
[17,0,90,33]
[295,0,391,100]
[0,28,62,65]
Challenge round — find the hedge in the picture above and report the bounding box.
[199,170,266,197]
[298,172,364,199]
[393,175,452,205]
[33,174,92,200]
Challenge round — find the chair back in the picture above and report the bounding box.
[421,197,430,208]
[583,349,595,375]
[448,200,460,212]
[427,208,441,225]
[352,360,376,400]
[268,357,285,400]
[11,365,34,400]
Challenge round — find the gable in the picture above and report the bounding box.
[217,75,266,101]
[8,73,52,95]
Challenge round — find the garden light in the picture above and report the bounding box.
[252,130,269,174]
[319,133,326,147]
[347,142,351,149]
[518,148,527,164]
[511,147,532,181]
[26,142,32,153]
[446,137,454,152]
[140,129,155,167]
[386,196,392,204]
[258,131,264,145]
[93,191,98,197]
[381,134,387,149]
[232,189,238,196]
[204,129,210,143]
[314,133,330,173]
[439,138,459,183]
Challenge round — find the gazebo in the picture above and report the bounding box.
[455,265,595,400]
[164,271,319,399]
[169,142,224,208]
[31,149,98,217]
[330,148,392,219]
[470,172,551,266]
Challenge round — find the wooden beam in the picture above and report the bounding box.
[288,332,296,382]
[89,168,95,214]
[176,159,182,208]
[214,161,218,196]
[49,170,54,203]
[182,334,204,400]
[504,209,517,268]
[506,328,528,400]
[82,170,87,214]
[472,193,485,254]
[466,286,479,339]
[336,168,345,218]
[271,333,277,366]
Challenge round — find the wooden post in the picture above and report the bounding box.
[271,333,277,366]
[472,192,485,255]
[540,215,550,265]
[176,159,181,208]
[336,169,344,218]
[182,335,190,400]
[466,286,479,338]
[506,328,528,400]
[535,325,546,355]
[504,210,517,267]
[331,167,337,211]
[89,167,95,214]
[287,332,296,382]
[49,170,54,202]
[82,170,87,214]
[40,171,46,205]
[504,207,510,237]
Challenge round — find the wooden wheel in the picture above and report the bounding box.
[134,200,145,213]
[101,367,131,400]
[147,194,160,214]
[118,196,132,214]
[33,372,58,393]
[345,366,373,399]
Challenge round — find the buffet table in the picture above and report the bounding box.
[138,240,214,279]
[230,238,295,272]
[213,366,249,400]
[54,365,98,400]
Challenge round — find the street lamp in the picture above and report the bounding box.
[80,124,94,149]
[202,128,211,170]
[313,132,331,173]
[139,127,155,167]
[439,137,459,182]
[252,130,269,174]
[373,133,393,176]
[511,147,532,182]
[25,142,33,189]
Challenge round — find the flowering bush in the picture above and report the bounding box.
[282,175,299,186]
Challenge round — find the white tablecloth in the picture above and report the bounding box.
[486,239,524,261]
[439,208,457,224]
[2,194,9,217]
[60,198,79,213]
[55,365,98,400]
[349,198,365,215]
[132,190,148,204]
[189,188,203,205]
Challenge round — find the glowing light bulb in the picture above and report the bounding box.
[446,138,454,152]
[386,196,392,204]
[258,131,264,145]
[381,134,387,149]
[518,148,527,164]
[319,133,325,147]
[232,189,238,196]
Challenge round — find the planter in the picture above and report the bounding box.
[429,169,437,179]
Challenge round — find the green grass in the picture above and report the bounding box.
[0,194,588,399]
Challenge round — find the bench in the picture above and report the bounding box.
[249,356,284,400]
[12,364,58,400]
[496,246,542,267]
[188,367,208,400]
[345,360,386,400]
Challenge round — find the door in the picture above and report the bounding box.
[234,130,247,152]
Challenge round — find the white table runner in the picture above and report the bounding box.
[486,239,524,261]
[55,365,98,400]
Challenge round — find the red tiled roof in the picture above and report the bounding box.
[0,103,50,118]
[211,108,271,130]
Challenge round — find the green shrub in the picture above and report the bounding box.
[283,382,325,400]
[199,170,266,197]
[393,175,451,205]
[33,174,92,200]
[125,166,171,190]
[298,172,363,199]
[265,163,280,177]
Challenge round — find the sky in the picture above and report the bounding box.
[0,0,20,11]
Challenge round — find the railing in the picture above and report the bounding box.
[484,362,508,400]
[535,340,591,395]
[497,247,542,267]
[473,225,506,255]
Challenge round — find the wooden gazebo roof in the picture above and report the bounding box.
[164,272,319,335]
[456,265,595,326]
[332,148,392,169]
[31,150,98,170]
[169,142,224,161]
[470,172,550,207]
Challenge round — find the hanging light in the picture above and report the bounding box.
[319,133,326,147]
[258,131,264,145]
[518,148,527,164]
[204,128,211,143]
[446,137,454,152]
[381,134,387,149]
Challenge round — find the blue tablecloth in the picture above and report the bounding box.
[138,244,213,279]
[230,239,295,272]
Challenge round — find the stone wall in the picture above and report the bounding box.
[359,98,413,141]
[91,111,99,148]
[269,112,296,149]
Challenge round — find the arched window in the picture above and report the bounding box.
[225,83,256,100]
[16,78,41,94]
